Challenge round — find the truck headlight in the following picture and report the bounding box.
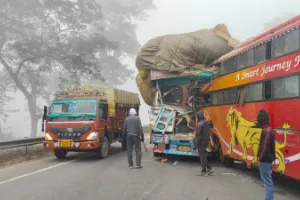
[87,132,98,140]
[45,133,53,141]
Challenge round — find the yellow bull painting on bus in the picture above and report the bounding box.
[225,107,288,173]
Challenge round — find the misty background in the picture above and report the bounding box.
[0,0,299,140]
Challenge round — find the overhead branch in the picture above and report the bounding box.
[0,55,31,99]
[43,26,73,43]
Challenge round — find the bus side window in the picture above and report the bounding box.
[264,80,272,100]
[203,94,211,106]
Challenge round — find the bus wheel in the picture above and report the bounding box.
[96,136,109,159]
[121,135,127,150]
[54,149,67,159]
[219,146,226,164]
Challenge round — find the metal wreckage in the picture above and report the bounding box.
[135,24,242,158]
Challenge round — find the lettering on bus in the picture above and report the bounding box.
[235,53,300,82]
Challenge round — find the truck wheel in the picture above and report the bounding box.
[153,152,163,157]
[96,136,109,159]
[121,135,127,150]
[54,149,67,159]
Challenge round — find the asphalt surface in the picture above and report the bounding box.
[0,142,299,200]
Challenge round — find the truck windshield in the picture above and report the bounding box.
[160,85,182,105]
[48,99,97,121]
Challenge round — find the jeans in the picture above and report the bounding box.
[197,144,211,172]
[127,135,142,166]
[259,162,274,200]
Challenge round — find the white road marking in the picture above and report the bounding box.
[0,158,80,185]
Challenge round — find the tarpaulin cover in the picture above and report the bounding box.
[135,24,240,105]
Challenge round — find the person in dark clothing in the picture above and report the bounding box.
[122,108,144,169]
[193,111,214,176]
[257,109,275,200]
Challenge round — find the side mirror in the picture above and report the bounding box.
[42,106,47,132]
[43,106,47,120]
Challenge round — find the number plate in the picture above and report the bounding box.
[60,140,71,148]
[178,146,190,152]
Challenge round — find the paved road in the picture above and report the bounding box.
[0,142,299,200]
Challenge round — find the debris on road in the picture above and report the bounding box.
[222,172,237,176]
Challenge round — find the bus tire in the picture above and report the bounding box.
[54,149,67,159]
[96,136,109,159]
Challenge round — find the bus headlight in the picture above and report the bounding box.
[45,133,53,141]
[87,132,98,140]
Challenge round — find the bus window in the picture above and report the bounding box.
[254,43,267,64]
[211,91,223,105]
[223,56,238,74]
[264,80,272,100]
[273,75,300,99]
[238,49,254,69]
[273,28,300,58]
[202,94,211,106]
[223,87,239,104]
[245,82,263,102]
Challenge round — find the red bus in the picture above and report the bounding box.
[201,15,300,180]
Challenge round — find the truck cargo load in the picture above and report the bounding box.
[135,24,240,105]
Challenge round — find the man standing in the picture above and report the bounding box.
[257,110,275,200]
[193,111,214,176]
[122,108,144,169]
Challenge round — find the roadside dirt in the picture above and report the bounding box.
[0,145,52,169]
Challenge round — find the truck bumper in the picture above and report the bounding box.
[153,143,199,157]
[44,140,100,151]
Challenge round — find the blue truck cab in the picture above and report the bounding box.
[149,70,212,157]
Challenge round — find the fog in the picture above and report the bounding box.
[1,0,299,140]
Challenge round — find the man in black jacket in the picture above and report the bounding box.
[257,110,275,200]
[193,111,214,176]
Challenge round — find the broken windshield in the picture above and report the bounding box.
[161,85,182,105]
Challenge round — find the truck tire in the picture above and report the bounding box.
[153,152,163,157]
[95,136,109,159]
[121,135,127,150]
[54,149,67,159]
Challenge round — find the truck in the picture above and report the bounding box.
[149,70,218,157]
[42,85,140,159]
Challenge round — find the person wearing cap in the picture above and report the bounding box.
[193,111,214,176]
[122,108,144,169]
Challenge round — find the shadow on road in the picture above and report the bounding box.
[152,154,300,197]
[45,144,126,163]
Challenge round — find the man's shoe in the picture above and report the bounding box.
[135,165,143,169]
[196,171,206,176]
[129,165,134,169]
[204,168,214,177]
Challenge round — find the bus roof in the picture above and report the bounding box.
[209,15,300,66]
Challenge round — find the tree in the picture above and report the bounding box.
[0,0,133,137]
[97,0,155,57]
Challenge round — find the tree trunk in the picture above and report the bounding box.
[28,81,38,137]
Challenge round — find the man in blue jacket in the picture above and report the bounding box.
[257,110,276,200]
